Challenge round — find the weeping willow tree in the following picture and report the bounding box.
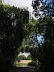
[0,1,29,72]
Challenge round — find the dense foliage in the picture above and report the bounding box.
[25,16,54,72]
[27,0,54,72]
[37,16,54,72]
[0,1,29,72]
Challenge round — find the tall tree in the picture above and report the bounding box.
[0,2,29,72]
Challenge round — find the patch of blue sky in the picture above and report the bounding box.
[38,0,51,5]
[30,33,44,47]
[37,34,44,43]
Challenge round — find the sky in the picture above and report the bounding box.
[18,52,30,57]
[3,0,33,16]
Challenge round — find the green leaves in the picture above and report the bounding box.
[0,2,29,71]
[32,0,54,17]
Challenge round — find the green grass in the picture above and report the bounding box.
[15,63,28,67]
[21,63,28,66]
[16,64,20,67]
[15,64,23,67]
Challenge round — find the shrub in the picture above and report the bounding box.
[28,61,36,66]
[28,60,40,71]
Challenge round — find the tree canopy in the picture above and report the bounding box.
[32,0,54,17]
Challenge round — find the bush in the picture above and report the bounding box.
[28,60,40,71]
[27,55,32,60]
[17,55,27,62]
[28,61,36,66]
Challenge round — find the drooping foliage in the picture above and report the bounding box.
[0,2,29,72]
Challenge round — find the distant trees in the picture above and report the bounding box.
[17,55,27,62]
[17,55,32,62]
[27,55,32,60]
[0,1,29,72]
